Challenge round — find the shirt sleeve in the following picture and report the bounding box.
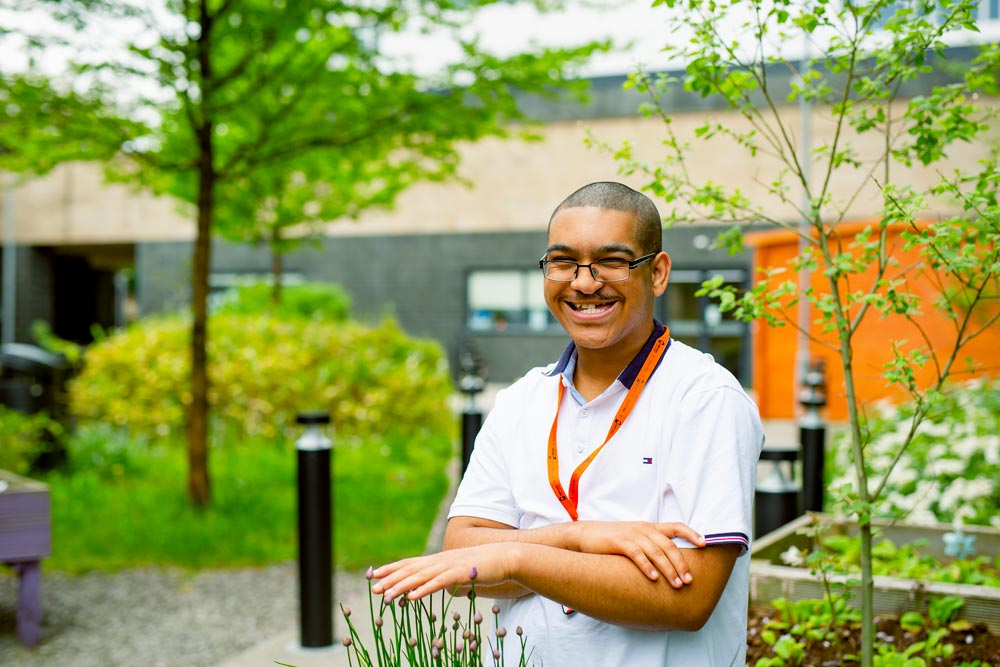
[448,394,521,528]
[660,384,764,555]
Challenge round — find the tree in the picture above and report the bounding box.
[9,0,604,507]
[598,1,1000,664]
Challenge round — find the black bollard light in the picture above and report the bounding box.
[295,411,333,649]
[799,361,827,514]
[754,446,801,537]
[458,346,486,475]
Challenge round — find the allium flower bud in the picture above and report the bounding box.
[408,637,418,647]
[342,606,351,618]
[398,597,407,608]
[467,590,476,600]
[463,629,471,640]
[470,639,478,652]
[431,646,440,659]
[343,637,352,647]
[469,566,478,581]
[433,637,445,650]
[374,616,383,628]
[452,621,460,631]
[455,641,465,654]
[493,649,501,660]
[365,566,374,580]
[496,627,507,638]
[452,611,461,622]
[431,612,438,622]
[492,604,501,615]
[516,626,523,636]
[474,612,483,625]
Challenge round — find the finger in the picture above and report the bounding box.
[389,566,464,601]
[657,522,705,547]
[651,535,693,586]
[371,558,434,595]
[621,541,660,581]
[634,536,685,587]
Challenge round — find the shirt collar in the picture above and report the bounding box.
[545,320,669,390]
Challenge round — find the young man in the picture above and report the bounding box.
[373,182,764,666]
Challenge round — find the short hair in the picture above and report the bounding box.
[548,181,662,254]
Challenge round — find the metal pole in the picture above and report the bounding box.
[3,176,17,344]
[799,362,827,513]
[457,346,485,475]
[295,411,333,649]
[754,446,800,537]
[461,404,482,474]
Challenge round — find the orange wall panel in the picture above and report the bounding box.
[749,222,1000,420]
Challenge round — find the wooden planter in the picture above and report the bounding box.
[750,513,1000,634]
[0,469,51,646]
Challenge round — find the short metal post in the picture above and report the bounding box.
[461,409,482,473]
[295,412,333,649]
[458,346,486,475]
[754,446,801,537]
[798,361,827,513]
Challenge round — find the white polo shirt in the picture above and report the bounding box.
[450,323,765,666]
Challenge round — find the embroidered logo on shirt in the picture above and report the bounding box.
[642,457,653,464]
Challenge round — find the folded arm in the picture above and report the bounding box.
[372,516,736,631]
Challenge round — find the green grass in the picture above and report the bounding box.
[38,423,454,573]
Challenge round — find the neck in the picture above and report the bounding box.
[572,322,655,401]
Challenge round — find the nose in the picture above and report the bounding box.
[570,267,604,294]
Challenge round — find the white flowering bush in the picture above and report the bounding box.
[829,379,1000,529]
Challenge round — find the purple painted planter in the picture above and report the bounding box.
[0,469,51,647]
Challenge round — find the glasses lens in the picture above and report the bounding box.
[544,260,578,281]
[591,259,630,282]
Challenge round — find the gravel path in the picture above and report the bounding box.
[0,564,373,667]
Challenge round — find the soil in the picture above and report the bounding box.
[746,606,1000,666]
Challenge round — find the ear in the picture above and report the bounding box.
[652,251,671,297]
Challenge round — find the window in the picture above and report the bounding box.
[661,269,750,384]
[466,269,557,333]
[208,272,305,311]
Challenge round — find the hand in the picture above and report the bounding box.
[371,543,518,602]
[570,521,705,588]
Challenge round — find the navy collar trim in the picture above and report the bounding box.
[545,321,670,389]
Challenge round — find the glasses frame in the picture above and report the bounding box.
[538,252,658,283]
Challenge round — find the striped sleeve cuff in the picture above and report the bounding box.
[703,532,750,556]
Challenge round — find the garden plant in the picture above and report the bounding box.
[595,0,1000,665]
[12,282,457,572]
[322,568,532,667]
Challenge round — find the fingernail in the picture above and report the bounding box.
[684,573,693,583]
[674,577,682,586]
[649,570,658,579]
[384,590,394,602]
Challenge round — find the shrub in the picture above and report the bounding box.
[67,313,455,450]
[0,406,61,475]
[211,281,351,322]
[829,379,1000,528]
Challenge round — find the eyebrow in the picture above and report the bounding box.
[544,243,638,257]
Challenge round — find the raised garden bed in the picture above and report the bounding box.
[750,513,1000,634]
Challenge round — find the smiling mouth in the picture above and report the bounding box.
[568,302,615,314]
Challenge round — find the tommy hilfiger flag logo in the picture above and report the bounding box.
[642,457,653,464]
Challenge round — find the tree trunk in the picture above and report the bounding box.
[187,2,214,508]
[187,130,213,508]
[270,235,283,305]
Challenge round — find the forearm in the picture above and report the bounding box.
[441,518,577,598]
[442,518,575,551]
[506,543,731,631]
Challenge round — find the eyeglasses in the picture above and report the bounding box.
[538,253,657,283]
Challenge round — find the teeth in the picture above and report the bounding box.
[575,303,605,312]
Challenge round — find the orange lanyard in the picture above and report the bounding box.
[547,328,670,521]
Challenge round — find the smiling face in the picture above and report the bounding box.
[543,206,670,360]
